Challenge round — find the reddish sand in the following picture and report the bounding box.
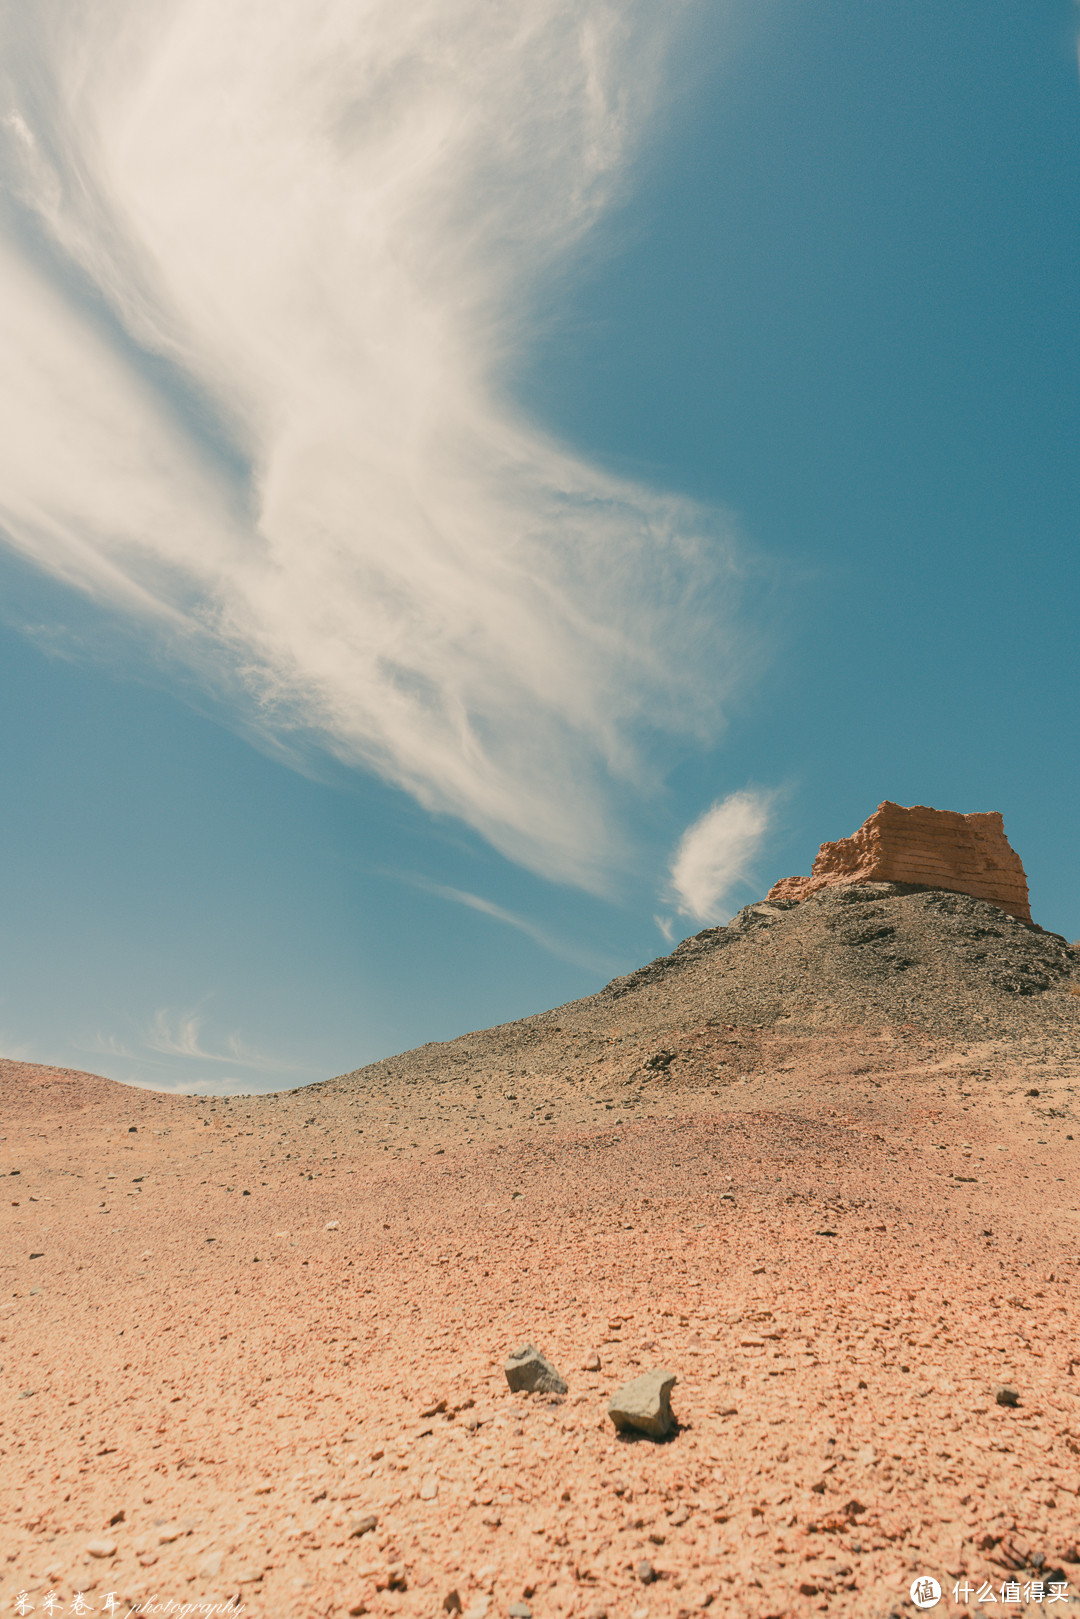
[3,1021,1080,1619]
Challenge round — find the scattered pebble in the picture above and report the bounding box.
[85,1539,116,1559]
[608,1367,678,1439]
[996,1384,1020,1407]
[503,1342,568,1395]
[349,1513,378,1538]
[582,1350,601,1371]
[635,1558,656,1584]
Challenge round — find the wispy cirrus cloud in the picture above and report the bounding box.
[0,0,753,891]
[77,1008,311,1093]
[145,1008,299,1071]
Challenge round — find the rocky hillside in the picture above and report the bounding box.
[328,884,1080,1111]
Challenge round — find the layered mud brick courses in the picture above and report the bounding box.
[768,801,1032,923]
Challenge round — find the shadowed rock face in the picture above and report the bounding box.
[767,801,1031,922]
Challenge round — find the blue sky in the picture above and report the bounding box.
[1,0,1077,1093]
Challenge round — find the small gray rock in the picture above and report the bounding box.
[508,1605,533,1619]
[635,1559,656,1584]
[349,1513,378,1537]
[503,1343,568,1395]
[608,1367,678,1439]
[86,1538,117,1558]
[995,1384,1020,1407]
[443,1592,463,1615]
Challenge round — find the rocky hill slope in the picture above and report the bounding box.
[322,884,1080,1148]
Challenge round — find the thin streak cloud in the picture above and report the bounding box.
[0,0,752,889]
[422,880,620,975]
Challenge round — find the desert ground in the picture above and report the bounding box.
[3,883,1080,1619]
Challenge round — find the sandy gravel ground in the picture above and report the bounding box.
[4,998,1080,1619]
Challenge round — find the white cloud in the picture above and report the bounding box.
[669,788,773,922]
[75,1008,312,1092]
[145,1008,299,1070]
[0,0,751,891]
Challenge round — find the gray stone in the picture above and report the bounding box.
[608,1367,678,1439]
[995,1384,1020,1407]
[635,1559,656,1584]
[443,1592,463,1615]
[86,1539,117,1558]
[508,1606,533,1619]
[503,1343,568,1395]
[349,1513,378,1538]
